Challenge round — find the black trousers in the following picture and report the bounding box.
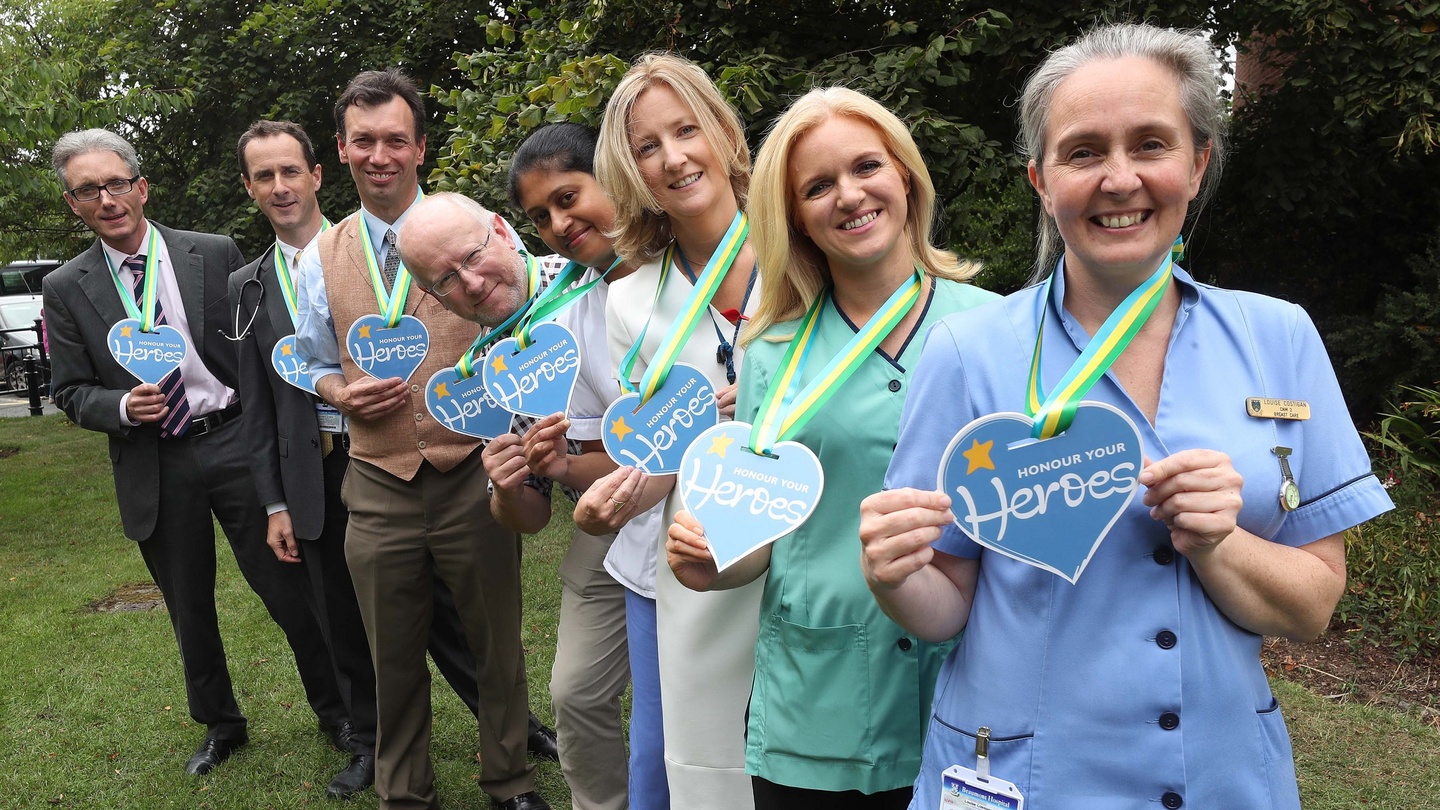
[136,418,346,741]
[751,777,912,810]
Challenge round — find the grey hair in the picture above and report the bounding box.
[1019,23,1228,281]
[52,129,141,189]
[395,191,495,267]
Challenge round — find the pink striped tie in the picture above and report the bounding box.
[125,256,191,438]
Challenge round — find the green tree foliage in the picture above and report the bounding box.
[0,0,189,261]
[88,0,503,256]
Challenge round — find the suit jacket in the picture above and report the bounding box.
[229,248,326,541]
[42,222,245,541]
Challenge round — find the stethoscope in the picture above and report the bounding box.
[221,272,264,342]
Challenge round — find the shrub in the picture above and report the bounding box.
[1335,453,1440,660]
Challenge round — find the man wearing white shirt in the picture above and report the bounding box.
[293,71,548,810]
[42,128,345,777]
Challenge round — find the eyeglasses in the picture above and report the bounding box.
[423,230,492,298]
[66,175,142,202]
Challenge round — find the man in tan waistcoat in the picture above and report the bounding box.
[292,69,548,810]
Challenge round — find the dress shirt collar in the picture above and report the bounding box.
[358,187,422,261]
[101,220,157,277]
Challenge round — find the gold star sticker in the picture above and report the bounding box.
[707,433,735,459]
[962,438,995,475]
[490,353,508,374]
[433,382,450,398]
[358,324,372,338]
[280,343,292,356]
[609,416,634,442]
[119,325,133,337]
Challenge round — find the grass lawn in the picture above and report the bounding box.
[2,413,1438,808]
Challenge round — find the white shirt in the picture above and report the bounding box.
[111,221,236,425]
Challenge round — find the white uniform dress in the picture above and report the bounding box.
[605,254,764,809]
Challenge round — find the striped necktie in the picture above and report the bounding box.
[125,255,191,438]
[382,229,400,289]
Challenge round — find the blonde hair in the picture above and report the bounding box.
[595,53,751,263]
[745,87,980,343]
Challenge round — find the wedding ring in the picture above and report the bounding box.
[610,498,627,510]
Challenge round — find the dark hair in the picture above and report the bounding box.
[506,123,599,208]
[237,120,317,177]
[334,68,426,142]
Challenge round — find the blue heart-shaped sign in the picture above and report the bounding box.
[938,401,1143,583]
[346,314,429,382]
[271,335,317,394]
[480,321,581,418]
[678,421,825,572]
[424,367,514,439]
[602,363,717,474]
[107,318,188,384]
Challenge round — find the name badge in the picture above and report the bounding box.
[315,402,345,434]
[271,335,316,394]
[1246,397,1310,420]
[940,766,1024,810]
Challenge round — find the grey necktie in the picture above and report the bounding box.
[382,229,400,289]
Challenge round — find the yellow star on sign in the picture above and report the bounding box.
[706,433,735,459]
[433,382,450,398]
[962,438,995,475]
[609,416,633,442]
[490,353,508,374]
[358,324,371,338]
[280,343,292,356]
[120,325,133,337]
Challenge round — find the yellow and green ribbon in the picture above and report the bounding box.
[749,268,923,457]
[271,217,333,328]
[513,256,623,350]
[451,252,546,380]
[619,211,748,403]
[1025,237,1185,439]
[103,226,163,331]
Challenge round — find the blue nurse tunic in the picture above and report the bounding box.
[885,266,1393,810]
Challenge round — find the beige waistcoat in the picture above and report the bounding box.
[319,215,483,481]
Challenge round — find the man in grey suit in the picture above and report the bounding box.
[42,128,348,777]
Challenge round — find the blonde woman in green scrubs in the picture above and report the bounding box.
[666,87,998,809]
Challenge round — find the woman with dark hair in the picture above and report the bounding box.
[496,122,670,810]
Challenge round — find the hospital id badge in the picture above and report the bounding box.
[940,765,1024,810]
[315,402,345,434]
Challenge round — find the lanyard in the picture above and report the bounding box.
[675,246,754,384]
[452,253,545,379]
[749,269,923,457]
[103,226,163,331]
[513,256,623,349]
[356,191,424,327]
[1025,237,1184,439]
[617,211,748,401]
[271,218,333,327]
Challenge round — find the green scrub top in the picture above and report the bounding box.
[736,277,999,793]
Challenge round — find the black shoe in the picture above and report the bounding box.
[321,720,358,753]
[526,723,559,763]
[184,733,247,776]
[494,791,551,810]
[325,753,374,799]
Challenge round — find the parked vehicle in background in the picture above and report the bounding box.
[0,260,61,296]
[0,293,45,395]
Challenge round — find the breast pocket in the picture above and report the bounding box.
[755,614,873,764]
